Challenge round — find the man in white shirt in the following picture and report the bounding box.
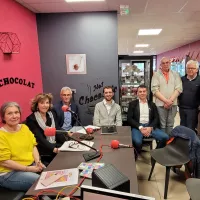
[93,86,122,126]
[127,85,169,158]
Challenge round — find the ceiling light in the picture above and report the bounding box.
[133,50,144,53]
[65,0,105,2]
[138,29,162,35]
[135,44,149,47]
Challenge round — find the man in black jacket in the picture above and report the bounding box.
[178,60,200,131]
[54,87,80,131]
[127,85,169,156]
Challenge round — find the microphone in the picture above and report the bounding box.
[110,140,132,149]
[62,105,94,139]
[44,127,56,143]
[44,127,101,161]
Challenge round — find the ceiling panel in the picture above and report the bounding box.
[21,0,64,3]
[14,0,200,55]
[107,0,147,14]
[146,0,188,13]
[69,2,108,12]
[181,0,200,12]
[22,3,40,12]
[30,2,73,12]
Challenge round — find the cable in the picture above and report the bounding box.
[67,176,85,197]
[35,189,67,198]
[55,186,80,200]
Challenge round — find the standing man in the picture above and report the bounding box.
[54,87,79,131]
[93,86,122,126]
[151,57,182,135]
[127,85,169,156]
[178,60,200,131]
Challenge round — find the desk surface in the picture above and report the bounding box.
[26,126,138,196]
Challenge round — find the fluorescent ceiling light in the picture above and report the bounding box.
[138,29,162,35]
[133,50,144,53]
[66,0,105,2]
[135,44,149,47]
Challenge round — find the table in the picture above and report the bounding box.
[26,126,138,197]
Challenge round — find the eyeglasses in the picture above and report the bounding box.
[68,141,88,151]
[187,68,197,70]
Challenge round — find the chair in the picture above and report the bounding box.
[142,137,154,150]
[148,137,190,199]
[186,178,200,200]
[0,187,24,200]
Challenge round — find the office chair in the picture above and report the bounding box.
[148,137,190,199]
[186,178,200,200]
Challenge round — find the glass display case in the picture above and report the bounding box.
[119,60,152,122]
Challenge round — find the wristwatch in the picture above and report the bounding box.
[139,126,143,130]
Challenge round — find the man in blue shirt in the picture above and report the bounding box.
[53,87,79,131]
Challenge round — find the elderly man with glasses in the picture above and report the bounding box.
[151,57,182,135]
[178,60,200,131]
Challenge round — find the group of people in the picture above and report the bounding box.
[94,58,200,159]
[0,58,199,193]
[0,87,78,192]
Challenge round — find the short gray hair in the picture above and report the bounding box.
[160,57,170,64]
[186,60,199,69]
[60,87,72,94]
[0,102,21,123]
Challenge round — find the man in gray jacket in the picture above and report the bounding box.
[151,57,182,135]
[93,86,122,126]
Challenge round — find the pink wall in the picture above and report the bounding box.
[157,40,200,68]
[0,0,43,121]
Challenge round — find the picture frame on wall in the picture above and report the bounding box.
[66,54,87,74]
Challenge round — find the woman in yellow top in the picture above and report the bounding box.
[0,102,45,192]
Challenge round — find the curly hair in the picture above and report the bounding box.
[31,93,53,112]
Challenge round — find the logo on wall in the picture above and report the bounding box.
[0,77,35,88]
[78,81,117,115]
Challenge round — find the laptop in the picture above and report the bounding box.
[101,125,117,135]
[81,185,155,200]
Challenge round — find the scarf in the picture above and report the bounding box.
[34,111,56,143]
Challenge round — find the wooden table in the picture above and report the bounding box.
[26,126,138,197]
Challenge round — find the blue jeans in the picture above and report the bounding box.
[0,171,39,192]
[131,124,169,152]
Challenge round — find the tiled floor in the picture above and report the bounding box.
[136,112,190,200]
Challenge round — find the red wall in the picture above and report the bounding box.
[157,40,200,68]
[0,0,43,121]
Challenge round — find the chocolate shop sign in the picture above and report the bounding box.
[0,77,35,88]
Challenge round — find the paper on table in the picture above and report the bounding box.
[35,168,78,190]
[58,140,94,151]
[69,126,86,134]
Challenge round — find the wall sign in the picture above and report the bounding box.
[0,77,35,88]
[78,81,117,106]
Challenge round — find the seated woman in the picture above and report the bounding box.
[26,93,66,165]
[0,102,45,192]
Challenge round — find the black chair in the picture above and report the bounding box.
[148,137,190,199]
[0,187,24,200]
[186,178,200,200]
[142,137,154,150]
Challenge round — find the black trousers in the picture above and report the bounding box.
[179,108,198,131]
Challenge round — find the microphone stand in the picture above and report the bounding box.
[60,130,101,162]
[69,110,94,140]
